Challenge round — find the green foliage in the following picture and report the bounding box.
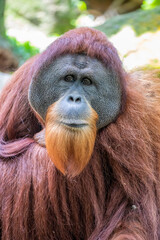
[7,36,39,65]
[77,1,87,11]
[6,0,44,25]
[6,0,87,35]
[142,0,160,9]
[0,0,6,37]
[96,6,160,37]
[52,0,87,35]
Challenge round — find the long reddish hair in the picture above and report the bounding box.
[0,28,160,239]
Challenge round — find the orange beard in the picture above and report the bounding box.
[45,102,98,178]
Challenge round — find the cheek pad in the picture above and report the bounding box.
[28,72,61,121]
[92,75,122,129]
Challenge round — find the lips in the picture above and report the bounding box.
[60,120,88,128]
[63,123,87,128]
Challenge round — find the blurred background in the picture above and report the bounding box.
[0,0,160,89]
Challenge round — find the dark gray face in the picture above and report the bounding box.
[28,54,122,129]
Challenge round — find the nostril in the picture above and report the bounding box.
[75,97,81,103]
[68,96,74,102]
[68,95,81,103]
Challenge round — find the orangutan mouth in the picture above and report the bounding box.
[60,120,88,128]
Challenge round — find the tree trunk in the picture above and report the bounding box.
[0,0,18,72]
[0,0,6,37]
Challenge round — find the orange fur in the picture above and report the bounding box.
[45,101,98,177]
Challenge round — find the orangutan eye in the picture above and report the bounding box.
[81,78,92,86]
[64,75,75,82]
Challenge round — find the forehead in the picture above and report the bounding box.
[52,54,106,72]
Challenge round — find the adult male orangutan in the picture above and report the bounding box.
[0,27,160,240]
